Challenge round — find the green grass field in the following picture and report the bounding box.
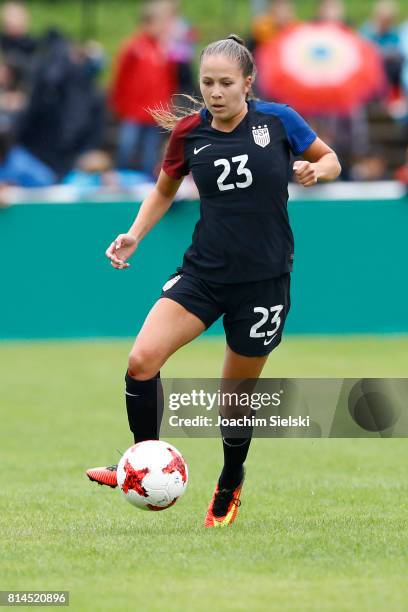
[1,336,408,611]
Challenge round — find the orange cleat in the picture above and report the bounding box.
[204,475,244,528]
[86,464,118,489]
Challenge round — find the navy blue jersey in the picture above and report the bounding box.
[162,99,317,283]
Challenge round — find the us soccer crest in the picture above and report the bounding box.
[252,124,270,148]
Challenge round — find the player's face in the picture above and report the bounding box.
[199,54,252,124]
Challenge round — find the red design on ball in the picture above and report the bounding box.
[162,448,187,483]
[122,459,149,496]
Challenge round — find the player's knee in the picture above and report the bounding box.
[128,347,162,380]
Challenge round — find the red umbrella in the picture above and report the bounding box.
[256,23,386,115]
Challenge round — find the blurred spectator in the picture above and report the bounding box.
[299,1,373,177]
[350,152,389,181]
[315,0,348,26]
[63,150,150,195]
[0,57,26,132]
[19,30,105,178]
[0,2,37,84]
[360,1,404,108]
[110,1,177,176]
[0,126,55,187]
[250,0,296,49]
[166,0,197,95]
[0,0,401,188]
[75,40,106,81]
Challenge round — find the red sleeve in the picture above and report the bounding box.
[162,113,201,180]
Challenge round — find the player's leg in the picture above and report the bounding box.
[218,347,269,486]
[219,275,290,490]
[125,297,206,443]
[204,349,269,527]
[205,274,291,527]
[87,271,222,488]
[221,347,268,378]
[126,267,224,444]
[87,297,206,488]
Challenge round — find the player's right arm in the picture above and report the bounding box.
[106,170,183,269]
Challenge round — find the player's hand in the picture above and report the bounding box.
[105,233,138,269]
[293,161,319,187]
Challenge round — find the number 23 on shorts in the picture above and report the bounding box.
[250,305,284,346]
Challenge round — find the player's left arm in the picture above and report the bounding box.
[293,137,341,187]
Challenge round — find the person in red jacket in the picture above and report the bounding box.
[110,1,177,176]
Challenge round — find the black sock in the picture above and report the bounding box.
[218,403,256,489]
[219,437,251,489]
[125,370,164,443]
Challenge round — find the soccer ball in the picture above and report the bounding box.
[117,440,188,511]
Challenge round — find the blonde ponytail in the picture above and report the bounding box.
[149,95,204,131]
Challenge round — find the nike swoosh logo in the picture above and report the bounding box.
[264,333,277,346]
[125,392,140,397]
[194,144,212,155]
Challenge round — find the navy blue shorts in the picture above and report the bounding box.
[160,269,291,357]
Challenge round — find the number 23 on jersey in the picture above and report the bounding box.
[214,154,253,191]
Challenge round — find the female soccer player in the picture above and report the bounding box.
[87,34,341,527]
